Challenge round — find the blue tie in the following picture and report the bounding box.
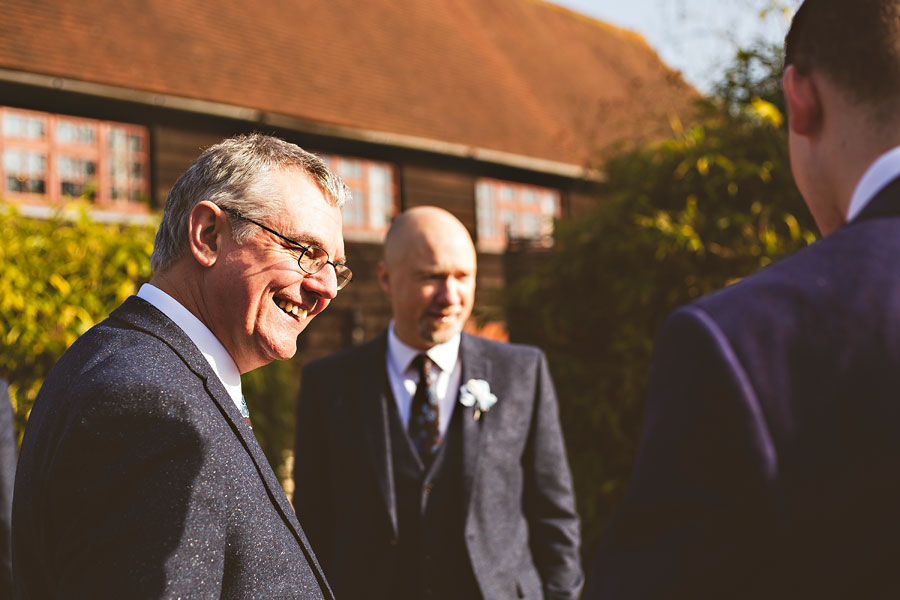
[239,394,252,428]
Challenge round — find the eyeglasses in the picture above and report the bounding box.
[223,208,352,291]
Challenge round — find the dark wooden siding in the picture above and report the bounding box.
[400,165,477,237]
[152,125,234,207]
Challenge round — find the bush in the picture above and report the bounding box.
[0,203,294,481]
[505,45,818,560]
[0,204,157,440]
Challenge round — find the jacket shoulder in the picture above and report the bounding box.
[463,333,544,362]
[302,334,385,377]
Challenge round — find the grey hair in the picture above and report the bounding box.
[150,133,350,273]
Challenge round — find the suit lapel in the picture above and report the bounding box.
[356,333,398,537]
[459,333,491,518]
[110,297,334,599]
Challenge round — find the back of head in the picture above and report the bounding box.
[786,0,900,116]
[150,133,350,273]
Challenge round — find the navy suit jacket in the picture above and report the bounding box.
[588,178,900,599]
[294,332,583,600]
[13,297,332,599]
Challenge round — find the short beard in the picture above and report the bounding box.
[419,319,461,346]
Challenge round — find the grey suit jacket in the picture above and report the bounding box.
[13,297,332,599]
[294,331,583,599]
[0,380,15,598]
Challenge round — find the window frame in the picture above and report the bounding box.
[475,177,563,252]
[319,153,399,241]
[0,106,150,212]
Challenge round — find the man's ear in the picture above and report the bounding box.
[376,260,392,295]
[783,65,822,136]
[188,201,226,267]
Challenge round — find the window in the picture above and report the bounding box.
[475,179,562,251]
[319,154,398,239]
[0,107,149,210]
[3,149,46,194]
[2,113,45,139]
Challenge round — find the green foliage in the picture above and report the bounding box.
[712,43,786,116]
[0,204,294,479]
[0,205,157,439]
[242,356,301,483]
[506,45,817,560]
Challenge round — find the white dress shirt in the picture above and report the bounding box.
[847,144,900,223]
[137,283,244,414]
[385,322,461,436]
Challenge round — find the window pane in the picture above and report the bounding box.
[367,164,392,228]
[338,159,363,180]
[2,113,45,139]
[7,176,45,194]
[108,130,126,150]
[321,154,396,235]
[343,187,366,225]
[56,122,96,145]
[475,178,561,247]
[476,181,496,240]
[4,149,47,194]
[57,156,96,178]
[3,149,46,175]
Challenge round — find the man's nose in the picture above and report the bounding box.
[304,265,338,300]
[435,277,461,305]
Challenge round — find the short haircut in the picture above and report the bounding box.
[785,0,900,110]
[150,133,350,273]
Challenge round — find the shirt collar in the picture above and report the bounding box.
[847,144,900,223]
[137,283,243,407]
[386,321,461,374]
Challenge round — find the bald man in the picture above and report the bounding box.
[293,206,583,600]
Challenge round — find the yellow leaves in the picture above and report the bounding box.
[784,214,801,241]
[49,273,71,296]
[696,157,709,176]
[1,204,156,435]
[750,97,784,127]
[125,258,139,279]
[668,112,684,136]
[117,280,137,302]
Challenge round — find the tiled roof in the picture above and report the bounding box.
[0,0,696,167]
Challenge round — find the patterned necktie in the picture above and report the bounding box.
[408,354,441,468]
[239,394,252,429]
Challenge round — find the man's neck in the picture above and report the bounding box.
[150,266,208,333]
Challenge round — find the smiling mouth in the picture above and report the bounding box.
[428,311,458,323]
[275,297,308,320]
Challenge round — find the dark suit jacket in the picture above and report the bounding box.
[0,380,16,598]
[588,178,900,599]
[13,297,333,599]
[294,331,583,600]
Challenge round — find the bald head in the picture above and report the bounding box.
[384,206,476,268]
[378,206,477,350]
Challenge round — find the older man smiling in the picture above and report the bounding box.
[14,133,349,599]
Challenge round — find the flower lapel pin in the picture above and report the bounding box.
[459,379,497,421]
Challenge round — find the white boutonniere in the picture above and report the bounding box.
[459,379,497,421]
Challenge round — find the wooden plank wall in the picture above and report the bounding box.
[400,164,477,238]
[152,125,232,207]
